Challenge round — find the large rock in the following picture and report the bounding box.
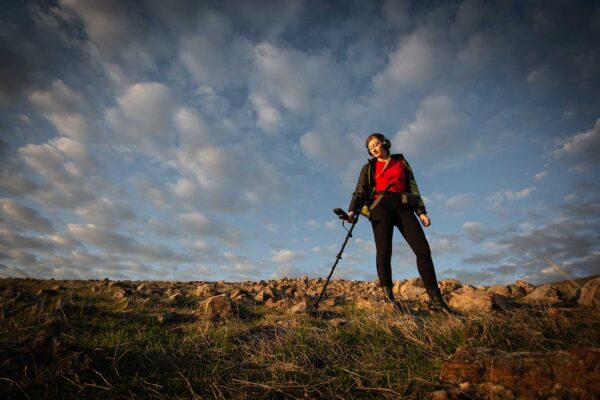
[439,279,462,295]
[449,290,516,313]
[578,277,600,311]
[439,347,600,400]
[201,294,238,320]
[399,278,427,300]
[522,285,563,305]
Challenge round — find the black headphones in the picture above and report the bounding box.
[365,133,391,156]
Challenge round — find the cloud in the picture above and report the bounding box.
[0,199,55,233]
[486,187,536,208]
[66,224,177,261]
[271,249,304,263]
[392,95,470,167]
[553,118,600,167]
[29,80,92,140]
[176,212,242,246]
[180,16,253,91]
[106,82,177,155]
[444,194,473,211]
[373,27,445,91]
[250,93,282,134]
[463,221,496,243]
[74,197,135,228]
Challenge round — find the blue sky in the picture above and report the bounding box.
[1,0,599,285]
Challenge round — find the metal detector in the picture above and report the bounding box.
[310,208,358,315]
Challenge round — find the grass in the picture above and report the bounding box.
[1,278,599,399]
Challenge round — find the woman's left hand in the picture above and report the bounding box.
[419,214,431,227]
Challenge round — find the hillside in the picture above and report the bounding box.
[1,276,599,399]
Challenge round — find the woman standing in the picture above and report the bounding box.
[346,133,452,313]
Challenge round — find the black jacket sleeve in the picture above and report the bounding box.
[348,162,370,213]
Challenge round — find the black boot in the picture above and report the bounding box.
[426,285,453,314]
[382,286,395,302]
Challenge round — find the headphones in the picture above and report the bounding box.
[365,133,391,156]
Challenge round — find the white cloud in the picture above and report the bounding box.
[0,199,55,233]
[533,171,547,180]
[463,221,495,243]
[271,249,304,263]
[106,82,177,155]
[176,212,242,246]
[250,93,282,134]
[487,187,536,208]
[553,118,600,166]
[29,80,91,140]
[444,194,473,211]
[373,27,446,91]
[392,95,470,167]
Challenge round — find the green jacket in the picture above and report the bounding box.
[348,154,427,215]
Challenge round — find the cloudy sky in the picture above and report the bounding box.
[1,0,599,285]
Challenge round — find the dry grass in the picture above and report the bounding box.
[1,278,598,399]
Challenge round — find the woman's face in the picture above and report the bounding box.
[368,138,387,158]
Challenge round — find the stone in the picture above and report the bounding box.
[515,279,536,294]
[440,347,600,400]
[162,293,184,306]
[328,318,348,328]
[449,290,494,313]
[289,300,309,314]
[195,283,217,297]
[439,279,462,294]
[578,277,600,311]
[114,288,132,299]
[202,294,238,320]
[487,285,512,297]
[522,285,563,305]
[355,296,377,310]
[399,278,427,300]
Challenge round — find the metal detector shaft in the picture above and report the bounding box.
[311,217,358,314]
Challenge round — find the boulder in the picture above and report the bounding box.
[195,283,217,297]
[515,279,536,294]
[399,278,427,300]
[113,288,132,300]
[202,294,238,320]
[355,296,378,310]
[439,279,462,295]
[449,290,494,313]
[578,277,600,311]
[522,285,563,305]
[448,290,516,313]
[439,347,600,400]
[486,285,512,297]
[289,300,309,314]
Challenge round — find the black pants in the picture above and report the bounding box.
[369,193,439,289]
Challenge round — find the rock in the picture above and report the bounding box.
[355,296,377,310]
[399,278,427,300]
[322,295,344,307]
[487,285,512,297]
[449,290,516,313]
[440,347,600,400]
[195,283,217,297]
[36,288,59,297]
[507,284,527,298]
[202,294,238,320]
[578,277,600,311]
[515,279,536,294]
[157,312,185,324]
[162,293,184,306]
[449,290,494,313]
[522,285,563,305]
[136,283,147,292]
[439,279,462,295]
[289,300,309,314]
[392,280,406,296]
[328,318,348,328]
[114,288,132,300]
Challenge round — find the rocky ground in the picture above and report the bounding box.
[1,275,599,399]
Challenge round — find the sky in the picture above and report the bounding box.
[1,0,599,286]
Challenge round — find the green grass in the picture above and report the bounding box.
[1,278,599,399]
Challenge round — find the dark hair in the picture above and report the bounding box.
[365,133,391,156]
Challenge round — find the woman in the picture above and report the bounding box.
[346,133,452,313]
